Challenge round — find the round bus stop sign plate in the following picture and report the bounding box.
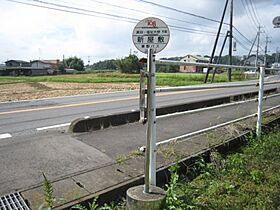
[132,17,170,54]
[273,16,280,28]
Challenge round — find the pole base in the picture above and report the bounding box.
[126,185,166,210]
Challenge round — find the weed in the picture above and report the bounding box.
[128,149,144,158]
[250,169,265,184]
[226,124,242,137]
[206,131,221,149]
[115,154,127,165]
[71,197,126,210]
[115,150,144,165]
[164,165,182,209]
[158,144,177,163]
[209,150,224,175]
[39,173,54,210]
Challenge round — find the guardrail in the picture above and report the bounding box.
[155,80,280,93]
[140,57,280,193]
[140,61,280,122]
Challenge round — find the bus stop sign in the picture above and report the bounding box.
[132,17,170,54]
[273,16,280,28]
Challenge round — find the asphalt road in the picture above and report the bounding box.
[0,80,279,139]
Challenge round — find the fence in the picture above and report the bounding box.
[140,54,280,193]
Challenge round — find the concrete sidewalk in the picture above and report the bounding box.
[0,95,273,209]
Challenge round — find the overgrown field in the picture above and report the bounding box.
[165,130,280,210]
[0,71,247,87]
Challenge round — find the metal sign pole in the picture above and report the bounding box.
[144,48,157,193]
[256,67,265,138]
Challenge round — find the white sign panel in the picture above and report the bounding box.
[132,17,170,54]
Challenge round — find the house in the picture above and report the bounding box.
[5,60,31,67]
[2,59,60,76]
[30,59,60,75]
[42,59,60,70]
[272,63,280,68]
[179,55,209,73]
[243,55,264,66]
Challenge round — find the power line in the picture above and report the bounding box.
[90,0,257,49]
[248,0,261,25]
[244,0,259,27]
[234,36,251,51]
[233,27,254,45]
[169,25,225,36]
[239,0,269,50]
[6,0,224,37]
[86,0,252,48]
[135,0,258,51]
[135,0,226,24]
[234,0,257,35]
[6,0,138,23]
[240,0,258,28]
[88,0,213,29]
[245,0,269,37]
[244,0,260,27]
[26,0,140,22]
[170,28,226,37]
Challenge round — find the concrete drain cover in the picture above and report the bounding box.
[0,192,30,210]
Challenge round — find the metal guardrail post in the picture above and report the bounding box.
[144,48,157,193]
[256,67,265,138]
[139,69,146,123]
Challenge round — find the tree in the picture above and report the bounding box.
[64,56,84,71]
[58,61,65,73]
[213,55,242,65]
[91,59,117,70]
[116,55,142,73]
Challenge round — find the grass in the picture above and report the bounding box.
[0,71,249,87]
[164,130,280,210]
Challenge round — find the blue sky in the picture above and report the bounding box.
[0,0,279,64]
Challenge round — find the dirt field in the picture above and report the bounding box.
[0,82,139,102]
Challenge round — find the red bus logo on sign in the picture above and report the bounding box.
[147,20,157,27]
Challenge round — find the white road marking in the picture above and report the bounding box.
[84,116,90,119]
[0,133,12,139]
[36,123,71,131]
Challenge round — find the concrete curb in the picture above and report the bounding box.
[68,88,276,133]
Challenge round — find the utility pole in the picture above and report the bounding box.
[243,33,258,66]
[255,26,261,69]
[264,36,271,67]
[275,47,279,63]
[204,0,229,83]
[212,31,229,83]
[228,0,233,82]
[88,56,90,66]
